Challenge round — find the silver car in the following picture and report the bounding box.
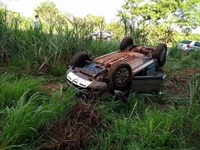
[90,30,114,41]
[178,40,200,52]
[66,36,167,101]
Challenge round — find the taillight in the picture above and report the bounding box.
[187,44,190,47]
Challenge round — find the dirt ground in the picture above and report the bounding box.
[40,99,109,150]
[41,82,68,94]
[164,68,197,96]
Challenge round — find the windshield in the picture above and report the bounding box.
[180,40,192,44]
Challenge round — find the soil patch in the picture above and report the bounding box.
[41,99,109,150]
[164,68,197,93]
[40,82,68,94]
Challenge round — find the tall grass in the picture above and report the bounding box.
[0,73,75,149]
[0,73,43,108]
[119,13,148,45]
[93,95,200,149]
[93,56,200,149]
[1,4,200,150]
[0,7,15,65]
[0,6,119,75]
[168,42,183,58]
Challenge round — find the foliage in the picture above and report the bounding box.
[0,1,200,150]
[0,72,75,149]
[0,3,119,74]
[105,21,124,40]
[117,10,149,45]
[117,0,200,44]
[86,14,106,30]
[168,43,183,58]
[185,33,200,41]
[0,73,43,108]
[34,1,61,35]
[0,7,14,65]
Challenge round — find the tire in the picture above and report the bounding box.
[108,62,132,88]
[71,51,90,67]
[152,43,167,68]
[120,36,134,51]
[92,35,96,40]
[107,37,111,41]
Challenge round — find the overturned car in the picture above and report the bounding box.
[66,36,167,101]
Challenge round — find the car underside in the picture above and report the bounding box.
[66,36,167,101]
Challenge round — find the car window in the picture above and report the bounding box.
[180,40,192,44]
[194,42,200,47]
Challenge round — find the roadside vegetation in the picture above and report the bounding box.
[0,0,200,149]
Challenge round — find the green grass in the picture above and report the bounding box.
[94,89,200,149]
[0,73,75,149]
[0,5,200,150]
[0,6,119,75]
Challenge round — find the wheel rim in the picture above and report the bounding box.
[115,67,130,84]
[160,47,166,62]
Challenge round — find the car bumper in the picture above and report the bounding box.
[66,69,166,100]
[66,70,111,99]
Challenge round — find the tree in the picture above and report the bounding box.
[85,14,106,31]
[117,0,200,43]
[34,1,59,24]
[106,21,124,40]
[34,1,69,35]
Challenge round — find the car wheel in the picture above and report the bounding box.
[152,43,167,68]
[107,37,111,41]
[120,36,134,51]
[108,62,132,88]
[92,35,96,40]
[71,51,90,67]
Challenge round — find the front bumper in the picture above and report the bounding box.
[66,69,166,100]
[66,71,111,99]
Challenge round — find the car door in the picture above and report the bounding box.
[131,62,165,94]
[193,41,200,51]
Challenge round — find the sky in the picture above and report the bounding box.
[0,0,124,22]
